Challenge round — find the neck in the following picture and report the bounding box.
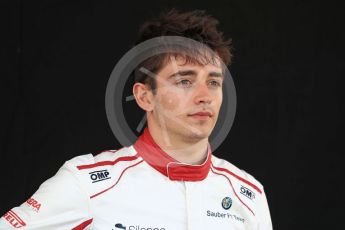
[147,124,209,165]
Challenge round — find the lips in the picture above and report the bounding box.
[189,111,212,117]
[188,111,213,121]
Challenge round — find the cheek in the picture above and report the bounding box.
[217,91,223,107]
[158,90,183,111]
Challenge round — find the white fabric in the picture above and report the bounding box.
[0,145,272,230]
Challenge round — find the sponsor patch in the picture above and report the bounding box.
[113,223,166,230]
[89,169,111,183]
[26,197,41,212]
[2,210,26,228]
[206,210,245,223]
[240,185,255,200]
[221,197,232,210]
[114,223,126,229]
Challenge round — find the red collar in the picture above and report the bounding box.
[133,128,212,181]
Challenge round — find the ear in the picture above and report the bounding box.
[133,83,154,112]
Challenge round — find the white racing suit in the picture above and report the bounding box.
[0,128,272,229]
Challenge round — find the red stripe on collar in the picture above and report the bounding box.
[133,128,212,181]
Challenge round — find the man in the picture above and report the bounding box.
[0,9,272,229]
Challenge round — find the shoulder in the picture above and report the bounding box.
[60,146,142,198]
[211,156,272,226]
[65,146,139,170]
[211,155,264,195]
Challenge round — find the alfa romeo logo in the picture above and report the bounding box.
[222,197,233,210]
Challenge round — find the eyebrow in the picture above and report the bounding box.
[168,70,223,79]
[209,71,223,78]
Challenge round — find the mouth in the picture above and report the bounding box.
[188,111,213,121]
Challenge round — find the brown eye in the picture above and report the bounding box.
[209,80,221,87]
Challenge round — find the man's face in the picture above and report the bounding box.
[150,55,224,143]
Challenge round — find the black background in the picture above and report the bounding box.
[1,0,344,229]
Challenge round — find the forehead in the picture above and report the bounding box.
[160,53,223,72]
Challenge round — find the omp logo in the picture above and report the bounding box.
[89,170,111,183]
[240,185,255,200]
[26,197,41,212]
[2,210,26,228]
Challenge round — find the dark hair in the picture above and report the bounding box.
[134,9,233,92]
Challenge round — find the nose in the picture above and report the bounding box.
[193,82,212,105]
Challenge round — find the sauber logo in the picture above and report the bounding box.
[2,210,26,228]
[89,170,111,183]
[240,185,255,200]
[26,197,41,212]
